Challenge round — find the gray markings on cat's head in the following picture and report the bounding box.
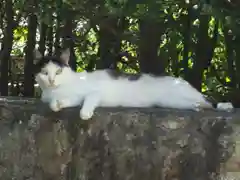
[33,48,70,75]
[34,49,71,89]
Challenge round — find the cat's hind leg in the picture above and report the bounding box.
[165,97,213,111]
[192,101,213,111]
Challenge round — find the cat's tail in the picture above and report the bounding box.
[215,102,234,111]
[202,96,234,112]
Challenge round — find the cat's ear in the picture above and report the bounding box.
[33,49,43,64]
[60,48,70,65]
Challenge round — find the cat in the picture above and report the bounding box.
[34,49,234,120]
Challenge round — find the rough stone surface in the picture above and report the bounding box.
[0,96,238,180]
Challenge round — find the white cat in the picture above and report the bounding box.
[34,49,234,120]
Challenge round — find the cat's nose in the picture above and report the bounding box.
[48,78,54,85]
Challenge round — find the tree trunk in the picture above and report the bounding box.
[62,9,76,71]
[96,16,124,70]
[0,1,5,41]
[182,8,192,78]
[39,22,47,55]
[232,35,240,89]
[23,13,38,97]
[54,17,61,57]
[47,26,53,56]
[54,0,63,57]
[0,0,14,96]
[138,19,164,75]
[188,16,218,91]
[224,26,236,88]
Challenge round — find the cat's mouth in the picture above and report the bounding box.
[47,84,59,88]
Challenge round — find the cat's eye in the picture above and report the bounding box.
[56,68,62,75]
[41,70,48,75]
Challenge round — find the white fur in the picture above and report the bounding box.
[35,50,234,120]
[217,102,234,112]
[35,62,73,88]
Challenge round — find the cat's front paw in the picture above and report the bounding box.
[49,100,62,112]
[79,110,94,120]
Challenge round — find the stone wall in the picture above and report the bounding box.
[0,96,239,180]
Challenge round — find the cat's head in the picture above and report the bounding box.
[34,49,73,89]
